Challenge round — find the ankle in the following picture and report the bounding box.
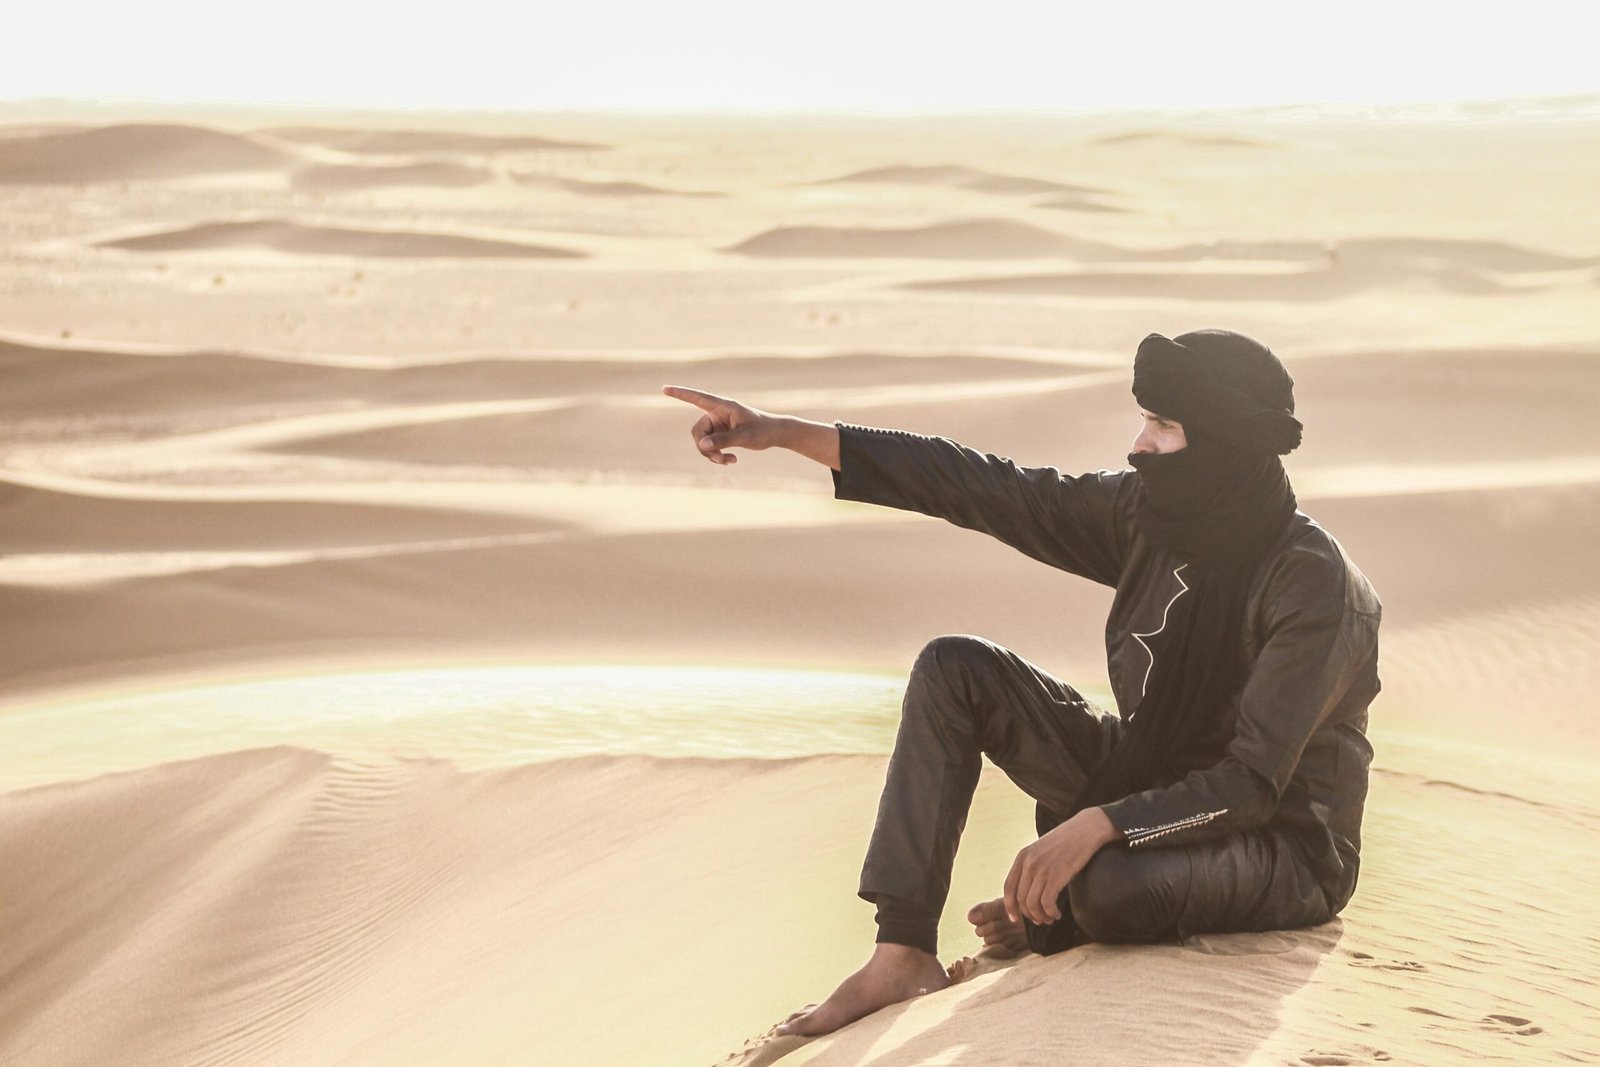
[871,941,940,967]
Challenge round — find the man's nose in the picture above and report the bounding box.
[1131,428,1153,455]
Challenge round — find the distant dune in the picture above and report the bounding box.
[0,474,550,555]
[95,218,587,259]
[0,123,88,140]
[1090,129,1275,149]
[727,218,1119,259]
[0,337,1085,419]
[1035,196,1126,214]
[257,126,600,154]
[734,224,1597,272]
[903,263,1513,300]
[512,171,719,197]
[898,234,1599,298]
[290,161,494,193]
[814,164,1100,196]
[0,123,294,183]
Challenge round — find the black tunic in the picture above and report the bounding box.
[831,422,1383,913]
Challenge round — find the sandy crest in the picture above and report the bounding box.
[0,748,1592,1066]
[0,102,1597,1065]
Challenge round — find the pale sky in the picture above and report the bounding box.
[6,1,1597,113]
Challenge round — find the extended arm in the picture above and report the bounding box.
[662,385,1137,587]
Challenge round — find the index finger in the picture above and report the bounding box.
[661,385,732,413]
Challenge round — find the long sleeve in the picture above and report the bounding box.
[830,421,1139,587]
[1097,542,1382,849]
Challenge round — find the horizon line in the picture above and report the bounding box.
[4,90,1600,124]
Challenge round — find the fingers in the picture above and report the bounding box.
[1010,852,1061,926]
[689,413,744,465]
[689,413,723,465]
[662,384,733,413]
[671,385,752,465]
[1029,877,1059,925]
[696,432,740,464]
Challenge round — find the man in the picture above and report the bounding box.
[662,329,1381,1038]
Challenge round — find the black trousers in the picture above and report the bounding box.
[859,634,1332,955]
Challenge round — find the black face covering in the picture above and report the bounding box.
[1028,330,1301,953]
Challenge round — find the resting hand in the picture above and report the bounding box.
[1003,808,1119,926]
[661,385,780,465]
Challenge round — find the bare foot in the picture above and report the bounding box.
[775,943,950,1037]
[967,897,1029,959]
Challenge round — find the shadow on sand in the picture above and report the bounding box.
[723,922,1344,1066]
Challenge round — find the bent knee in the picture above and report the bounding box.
[1069,848,1185,944]
[912,634,995,682]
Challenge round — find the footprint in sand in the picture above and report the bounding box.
[1298,1046,1392,1065]
[1406,1006,1545,1039]
[1346,950,1428,972]
[1481,1013,1544,1037]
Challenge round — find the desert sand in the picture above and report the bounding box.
[0,100,1597,1065]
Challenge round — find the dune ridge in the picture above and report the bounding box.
[726,218,1112,260]
[256,126,600,153]
[0,122,296,182]
[1090,128,1276,149]
[0,472,554,555]
[0,335,1095,417]
[904,262,1521,300]
[289,161,495,192]
[510,170,721,197]
[95,218,587,259]
[0,747,1593,1066]
[814,164,1102,196]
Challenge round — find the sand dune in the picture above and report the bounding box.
[0,122,88,140]
[95,218,587,259]
[0,336,365,415]
[814,164,1100,195]
[730,223,1596,273]
[0,123,295,183]
[0,749,1031,1066]
[726,218,1116,260]
[511,171,719,197]
[255,350,1595,478]
[0,335,1089,418]
[1034,195,1126,213]
[0,747,1592,1066]
[256,125,599,153]
[0,473,552,555]
[1090,129,1275,149]
[903,261,1517,300]
[4,475,1594,756]
[289,161,495,192]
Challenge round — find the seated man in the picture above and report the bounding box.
[663,329,1381,1037]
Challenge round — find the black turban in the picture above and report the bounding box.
[1132,330,1303,454]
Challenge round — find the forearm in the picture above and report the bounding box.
[1096,755,1278,849]
[773,414,841,471]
